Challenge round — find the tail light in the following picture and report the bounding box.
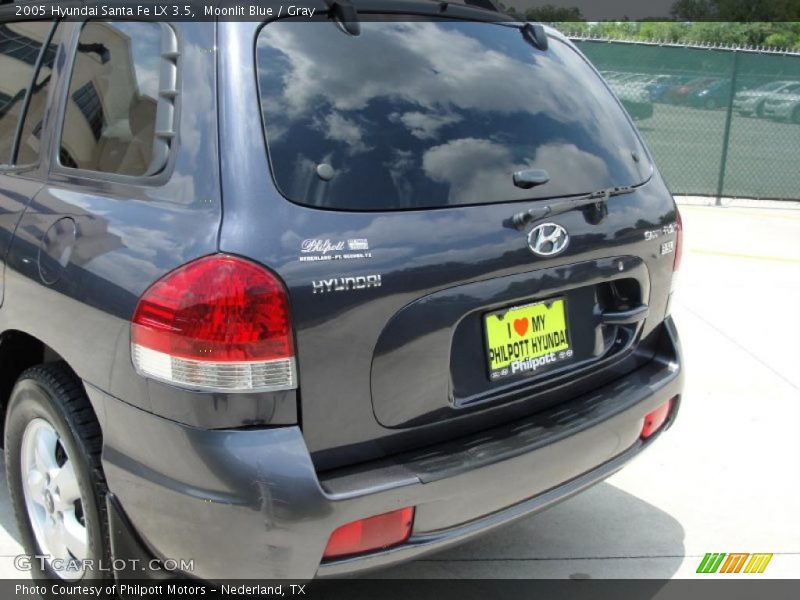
[641,398,674,439]
[673,208,683,271]
[131,254,295,392]
[323,507,415,560]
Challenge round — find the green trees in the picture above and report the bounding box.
[553,22,800,51]
[493,1,800,50]
[670,0,800,21]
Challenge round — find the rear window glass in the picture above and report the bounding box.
[256,19,651,211]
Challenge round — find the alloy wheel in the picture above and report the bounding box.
[19,418,88,580]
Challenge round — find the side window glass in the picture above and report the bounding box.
[16,24,65,165]
[0,22,50,165]
[60,21,165,176]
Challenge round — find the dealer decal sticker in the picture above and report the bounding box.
[300,238,372,262]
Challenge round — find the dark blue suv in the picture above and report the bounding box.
[0,2,683,582]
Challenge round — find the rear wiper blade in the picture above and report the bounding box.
[510,185,637,230]
[582,185,637,201]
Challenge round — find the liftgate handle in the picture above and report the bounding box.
[600,304,649,325]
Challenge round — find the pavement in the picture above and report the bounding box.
[0,202,798,579]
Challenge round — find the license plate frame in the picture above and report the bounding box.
[483,297,573,382]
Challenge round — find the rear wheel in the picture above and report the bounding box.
[792,107,800,125]
[4,362,109,581]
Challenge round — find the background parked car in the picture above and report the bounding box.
[664,77,718,105]
[733,80,799,117]
[684,79,732,109]
[604,73,655,120]
[647,75,694,103]
[762,81,800,123]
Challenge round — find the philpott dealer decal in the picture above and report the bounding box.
[299,238,372,262]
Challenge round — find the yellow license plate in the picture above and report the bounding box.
[484,298,572,381]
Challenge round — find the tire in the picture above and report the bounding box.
[792,107,800,125]
[4,362,109,581]
[755,103,765,118]
[704,98,717,110]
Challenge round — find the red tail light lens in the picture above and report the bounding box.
[323,507,415,560]
[673,208,683,271]
[641,398,674,439]
[131,254,295,392]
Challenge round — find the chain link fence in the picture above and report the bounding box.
[571,39,800,200]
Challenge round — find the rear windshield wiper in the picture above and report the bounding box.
[511,185,637,230]
[325,0,360,36]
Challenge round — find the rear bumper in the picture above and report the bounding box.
[317,438,656,577]
[90,318,683,581]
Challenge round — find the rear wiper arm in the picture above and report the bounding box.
[511,185,637,230]
[325,0,360,36]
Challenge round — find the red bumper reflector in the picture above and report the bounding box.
[641,398,674,439]
[323,507,414,559]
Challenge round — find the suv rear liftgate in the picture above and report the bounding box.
[235,16,679,470]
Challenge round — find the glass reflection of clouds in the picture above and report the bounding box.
[114,22,161,100]
[257,20,650,210]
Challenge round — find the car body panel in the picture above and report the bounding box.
[0,22,297,429]
[0,170,43,306]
